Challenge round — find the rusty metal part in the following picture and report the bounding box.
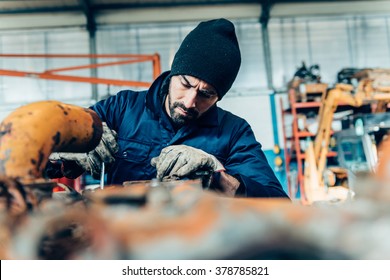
[24,181,57,207]
[377,136,390,182]
[0,100,102,183]
[10,206,116,260]
[6,178,390,260]
[91,181,334,259]
[36,209,93,260]
[0,176,33,216]
[0,213,12,259]
[0,176,57,216]
[84,184,148,207]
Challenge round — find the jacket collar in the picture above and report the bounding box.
[145,70,219,127]
[196,104,219,127]
[145,70,170,118]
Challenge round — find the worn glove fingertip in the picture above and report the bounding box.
[111,129,118,139]
[153,171,162,181]
[150,157,159,167]
[112,143,119,154]
[48,152,61,161]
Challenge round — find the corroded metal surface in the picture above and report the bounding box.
[0,176,32,216]
[0,101,102,182]
[0,98,389,259]
[1,177,390,259]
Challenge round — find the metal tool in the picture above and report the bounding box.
[100,162,105,190]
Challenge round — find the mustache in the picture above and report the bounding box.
[173,102,199,118]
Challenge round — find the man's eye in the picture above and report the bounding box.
[199,91,214,99]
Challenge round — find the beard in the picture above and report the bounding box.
[167,93,199,126]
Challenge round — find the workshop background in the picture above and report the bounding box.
[1,0,390,194]
[1,0,390,261]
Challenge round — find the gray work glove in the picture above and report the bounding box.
[151,145,225,180]
[49,122,119,179]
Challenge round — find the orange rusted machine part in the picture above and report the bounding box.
[377,137,390,182]
[0,100,102,182]
[303,78,390,204]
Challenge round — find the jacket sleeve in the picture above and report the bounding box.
[224,121,290,199]
[89,90,130,132]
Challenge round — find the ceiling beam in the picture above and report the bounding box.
[0,13,85,30]
[78,0,96,35]
[0,7,80,15]
[0,1,260,15]
[92,0,260,10]
[260,0,274,89]
[78,0,98,101]
[0,1,389,15]
[0,1,389,30]
[272,1,390,17]
[96,4,261,25]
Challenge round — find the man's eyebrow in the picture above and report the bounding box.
[181,75,193,86]
[181,75,217,94]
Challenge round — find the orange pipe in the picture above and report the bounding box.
[44,58,152,73]
[0,101,102,182]
[0,53,162,88]
[0,54,156,59]
[0,69,152,87]
[152,54,162,79]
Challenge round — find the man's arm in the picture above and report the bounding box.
[47,122,118,179]
[151,140,289,198]
[45,92,126,180]
[211,171,240,197]
[223,121,289,199]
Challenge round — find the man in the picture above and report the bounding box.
[50,18,288,198]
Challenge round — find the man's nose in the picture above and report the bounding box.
[182,89,197,108]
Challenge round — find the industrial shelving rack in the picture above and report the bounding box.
[281,82,334,201]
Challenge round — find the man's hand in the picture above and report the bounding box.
[48,122,119,179]
[151,145,224,180]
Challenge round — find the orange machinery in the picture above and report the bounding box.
[2,100,390,259]
[303,70,390,204]
[0,53,162,191]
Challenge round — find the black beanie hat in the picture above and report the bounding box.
[170,18,241,99]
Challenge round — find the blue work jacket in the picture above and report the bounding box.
[91,71,288,198]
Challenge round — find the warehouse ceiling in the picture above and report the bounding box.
[0,0,388,14]
[0,0,389,30]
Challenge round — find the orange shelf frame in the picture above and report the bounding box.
[0,53,161,87]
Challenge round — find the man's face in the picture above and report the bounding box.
[165,75,219,126]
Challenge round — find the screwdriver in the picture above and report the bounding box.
[100,162,105,190]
